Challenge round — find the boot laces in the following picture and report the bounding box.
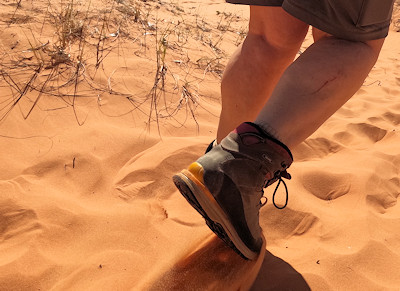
[260,170,291,209]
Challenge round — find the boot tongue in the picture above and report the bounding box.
[234,122,261,134]
[234,122,266,145]
[234,122,293,162]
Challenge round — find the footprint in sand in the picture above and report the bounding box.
[362,152,400,213]
[260,206,319,241]
[22,154,106,198]
[0,200,41,264]
[366,175,399,213]
[382,111,400,125]
[293,137,343,162]
[333,130,355,145]
[301,170,352,201]
[346,122,387,143]
[113,143,205,202]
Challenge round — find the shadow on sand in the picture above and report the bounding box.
[251,250,311,291]
[147,235,310,291]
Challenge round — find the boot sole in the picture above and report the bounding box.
[173,170,258,261]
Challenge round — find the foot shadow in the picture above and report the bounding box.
[147,235,310,291]
[251,250,311,291]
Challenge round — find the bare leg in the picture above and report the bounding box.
[255,30,385,148]
[216,6,308,143]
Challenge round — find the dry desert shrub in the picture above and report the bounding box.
[0,0,248,130]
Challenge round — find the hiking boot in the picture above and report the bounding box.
[205,139,216,154]
[172,122,293,260]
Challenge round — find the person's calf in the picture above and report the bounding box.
[216,7,309,143]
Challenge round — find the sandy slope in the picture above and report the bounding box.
[0,0,399,290]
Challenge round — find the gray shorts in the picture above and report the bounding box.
[226,0,395,41]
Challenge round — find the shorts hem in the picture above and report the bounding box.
[282,1,390,41]
[225,0,282,5]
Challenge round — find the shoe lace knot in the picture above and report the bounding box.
[260,170,291,210]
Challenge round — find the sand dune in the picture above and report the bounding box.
[0,0,399,290]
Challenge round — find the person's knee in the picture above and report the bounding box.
[312,27,385,60]
[248,6,308,51]
[363,38,385,58]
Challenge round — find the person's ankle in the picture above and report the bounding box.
[252,121,282,142]
[237,122,293,160]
